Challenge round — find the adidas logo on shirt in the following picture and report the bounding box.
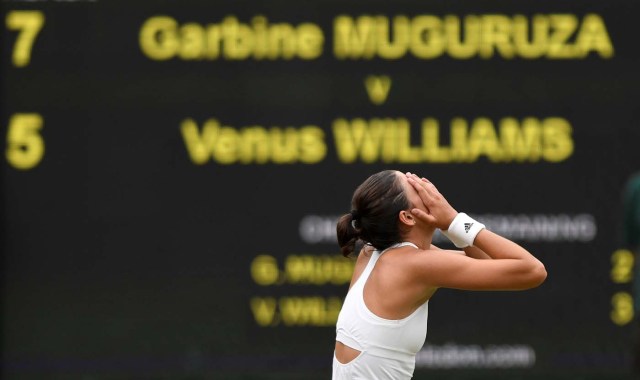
[464,223,473,233]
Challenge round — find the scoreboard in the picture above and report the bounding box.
[2,0,639,379]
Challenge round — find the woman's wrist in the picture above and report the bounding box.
[441,212,486,248]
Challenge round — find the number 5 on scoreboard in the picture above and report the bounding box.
[5,10,45,67]
[6,113,45,170]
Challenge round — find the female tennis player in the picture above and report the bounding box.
[333,170,546,379]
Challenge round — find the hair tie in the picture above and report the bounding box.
[350,210,360,229]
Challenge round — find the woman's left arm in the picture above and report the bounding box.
[430,244,490,259]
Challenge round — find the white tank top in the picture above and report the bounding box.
[334,242,428,379]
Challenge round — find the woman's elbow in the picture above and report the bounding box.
[527,261,547,289]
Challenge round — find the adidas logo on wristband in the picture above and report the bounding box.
[444,213,486,248]
[464,223,473,233]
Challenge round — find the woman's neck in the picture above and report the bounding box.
[405,226,435,250]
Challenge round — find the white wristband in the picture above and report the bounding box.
[441,212,485,248]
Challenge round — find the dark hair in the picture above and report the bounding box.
[336,170,410,257]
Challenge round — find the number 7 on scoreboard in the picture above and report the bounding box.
[5,10,45,67]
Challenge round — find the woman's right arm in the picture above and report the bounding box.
[406,173,547,291]
[411,240,547,290]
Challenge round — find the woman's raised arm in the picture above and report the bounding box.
[406,173,547,290]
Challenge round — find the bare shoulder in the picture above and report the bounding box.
[402,247,470,280]
[405,247,465,263]
[349,244,375,288]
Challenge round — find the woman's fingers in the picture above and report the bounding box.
[406,175,433,203]
[409,173,435,190]
[409,173,445,200]
[406,172,457,229]
[410,207,437,225]
[414,174,441,194]
[407,173,437,201]
[407,172,430,190]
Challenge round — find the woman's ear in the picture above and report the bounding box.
[398,210,416,227]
